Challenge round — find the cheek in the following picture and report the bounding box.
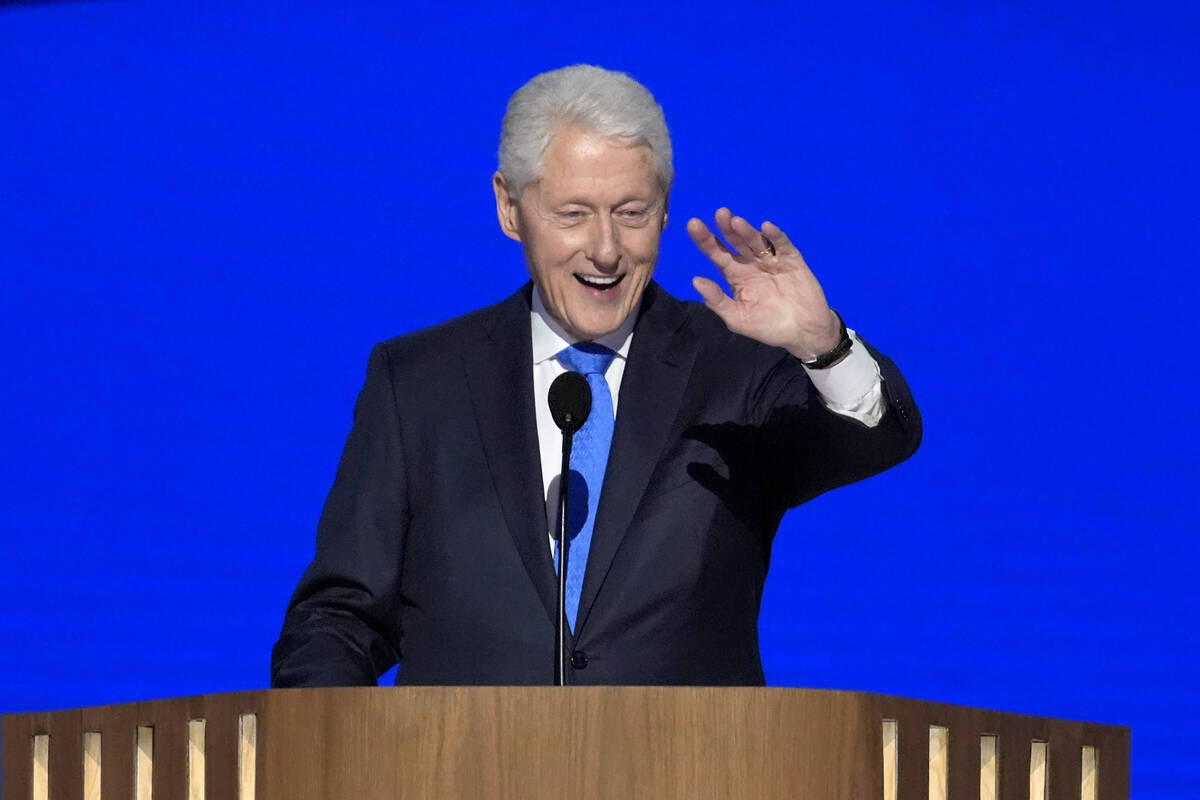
[624,231,661,264]
[534,231,585,267]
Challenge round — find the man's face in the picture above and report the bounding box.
[494,125,667,341]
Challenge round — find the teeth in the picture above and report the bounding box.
[578,274,621,287]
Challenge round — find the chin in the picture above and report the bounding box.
[567,323,613,341]
[573,310,628,340]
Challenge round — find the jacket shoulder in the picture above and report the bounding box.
[370,285,530,370]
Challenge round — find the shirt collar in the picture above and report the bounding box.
[530,285,637,365]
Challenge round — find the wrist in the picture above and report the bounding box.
[793,310,853,370]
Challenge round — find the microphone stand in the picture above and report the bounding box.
[554,430,573,687]
[547,369,589,687]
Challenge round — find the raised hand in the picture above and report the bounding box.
[687,208,841,362]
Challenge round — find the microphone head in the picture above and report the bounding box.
[548,371,591,434]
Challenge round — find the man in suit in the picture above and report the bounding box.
[271,65,920,687]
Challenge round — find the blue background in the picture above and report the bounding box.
[2,1,1197,796]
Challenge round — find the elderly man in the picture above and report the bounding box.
[271,65,920,687]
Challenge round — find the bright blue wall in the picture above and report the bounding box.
[2,2,1197,796]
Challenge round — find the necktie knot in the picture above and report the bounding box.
[556,342,616,376]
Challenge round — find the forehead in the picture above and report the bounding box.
[535,126,659,200]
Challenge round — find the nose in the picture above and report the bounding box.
[586,213,620,272]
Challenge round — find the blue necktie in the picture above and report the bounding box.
[555,342,617,631]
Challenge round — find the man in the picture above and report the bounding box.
[271,65,920,687]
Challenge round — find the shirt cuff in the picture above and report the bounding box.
[802,330,885,428]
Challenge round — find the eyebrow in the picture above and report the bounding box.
[551,193,661,208]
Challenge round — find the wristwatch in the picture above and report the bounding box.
[800,310,853,370]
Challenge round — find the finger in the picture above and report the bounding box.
[712,208,752,258]
[715,208,773,261]
[686,217,737,267]
[761,220,803,260]
[714,207,734,230]
[729,214,777,260]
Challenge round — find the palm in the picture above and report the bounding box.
[687,208,840,360]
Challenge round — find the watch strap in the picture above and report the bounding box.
[800,310,853,370]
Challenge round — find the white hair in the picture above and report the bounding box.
[498,64,673,198]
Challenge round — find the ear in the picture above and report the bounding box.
[660,192,670,231]
[493,171,522,242]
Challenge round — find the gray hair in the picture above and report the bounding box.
[498,64,673,198]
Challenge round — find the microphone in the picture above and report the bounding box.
[547,371,591,686]
[548,371,590,434]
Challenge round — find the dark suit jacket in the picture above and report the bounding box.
[271,282,921,686]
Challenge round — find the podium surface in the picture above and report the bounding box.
[2,687,1128,799]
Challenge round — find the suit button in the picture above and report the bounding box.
[571,650,589,669]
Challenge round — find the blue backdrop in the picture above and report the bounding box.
[2,1,1197,797]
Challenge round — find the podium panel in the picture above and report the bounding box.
[2,687,1129,799]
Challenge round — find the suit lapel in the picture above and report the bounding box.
[464,285,560,625]
[575,284,697,635]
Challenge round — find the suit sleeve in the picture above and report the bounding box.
[755,336,922,508]
[271,344,408,687]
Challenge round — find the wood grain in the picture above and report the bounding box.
[188,718,206,800]
[928,726,948,800]
[238,714,256,800]
[882,720,898,800]
[0,688,1131,800]
[980,735,998,800]
[135,725,153,800]
[32,733,48,800]
[1082,745,1098,800]
[82,731,101,800]
[1029,741,1047,800]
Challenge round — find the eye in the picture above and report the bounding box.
[616,207,651,226]
[555,209,588,223]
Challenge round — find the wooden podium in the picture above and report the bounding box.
[2,687,1128,799]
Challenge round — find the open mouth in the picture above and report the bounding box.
[574,273,624,291]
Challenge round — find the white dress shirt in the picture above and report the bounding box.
[529,287,885,555]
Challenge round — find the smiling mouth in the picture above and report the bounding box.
[574,273,624,291]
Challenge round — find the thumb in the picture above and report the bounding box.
[692,276,737,324]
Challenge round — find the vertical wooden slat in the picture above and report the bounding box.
[883,720,899,800]
[1081,746,1098,800]
[82,702,135,800]
[1047,722,1081,800]
[135,725,154,800]
[2,716,36,799]
[48,711,82,800]
[1092,723,1131,800]
[188,719,207,800]
[32,733,50,800]
[200,698,237,800]
[928,726,948,800]
[142,700,186,798]
[944,711,981,800]
[999,727,1028,800]
[1029,741,1048,800]
[83,731,102,800]
[238,713,257,800]
[980,735,998,800]
[898,711,928,800]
